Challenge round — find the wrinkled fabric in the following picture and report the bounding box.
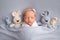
[22,21,38,27]
[0,23,56,40]
[0,24,23,40]
[21,26,55,40]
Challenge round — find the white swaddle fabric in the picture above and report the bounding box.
[22,21,38,27]
[21,21,55,40]
[0,21,55,40]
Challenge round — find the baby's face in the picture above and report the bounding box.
[24,11,35,26]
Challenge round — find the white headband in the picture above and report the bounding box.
[32,8,36,13]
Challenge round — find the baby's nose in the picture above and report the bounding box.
[28,17,31,20]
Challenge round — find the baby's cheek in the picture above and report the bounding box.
[24,19,28,23]
[32,18,35,22]
[29,19,35,25]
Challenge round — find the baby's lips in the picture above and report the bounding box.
[28,22,33,25]
[28,22,32,24]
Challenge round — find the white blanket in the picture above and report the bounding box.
[22,21,38,27]
[21,21,55,40]
[0,23,58,40]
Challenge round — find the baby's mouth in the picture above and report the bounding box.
[28,22,33,26]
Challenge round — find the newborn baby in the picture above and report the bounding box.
[22,8,38,27]
[21,8,55,40]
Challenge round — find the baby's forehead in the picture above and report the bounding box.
[24,10,35,15]
[24,11,35,17]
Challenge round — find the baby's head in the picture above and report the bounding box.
[23,8,36,26]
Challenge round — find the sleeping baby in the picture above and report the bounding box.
[21,8,55,30]
[21,8,55,40]
[22,8,38,27]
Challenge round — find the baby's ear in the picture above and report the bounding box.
[17,10,21,16]
[12,11,16,17]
